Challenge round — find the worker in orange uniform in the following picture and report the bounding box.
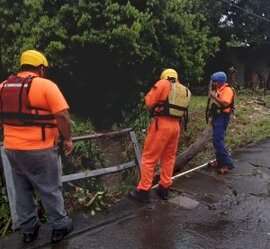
[129,69,191,203]
[0,50,73,243]
[208,71,235,174]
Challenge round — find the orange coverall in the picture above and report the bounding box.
[137,79,181,191]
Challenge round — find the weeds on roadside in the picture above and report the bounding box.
[64,179,108,216]
[122,95,150,142]
[0,187,11,237]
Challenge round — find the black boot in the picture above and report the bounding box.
[129,189,150,203]
[156,185,169,200]
[23,223,40,243]
[51,223,73,243]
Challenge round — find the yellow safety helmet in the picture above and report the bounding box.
[160,68,178,81]
[20,50,48,67]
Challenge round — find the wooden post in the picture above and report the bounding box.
[1,148,19,230]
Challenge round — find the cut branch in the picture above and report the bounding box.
[175,125,212,171]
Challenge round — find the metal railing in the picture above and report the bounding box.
[1,128,141,230]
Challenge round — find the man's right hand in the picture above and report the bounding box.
[63,139,73,155]
[55,109,73,155]
[209,90,216,99]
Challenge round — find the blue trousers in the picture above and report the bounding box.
[212,113,234,169]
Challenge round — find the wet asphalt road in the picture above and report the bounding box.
[2,140,270,249]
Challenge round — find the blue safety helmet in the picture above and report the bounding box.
[211,71,227,84]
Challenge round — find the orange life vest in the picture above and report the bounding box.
[0,74,56,139]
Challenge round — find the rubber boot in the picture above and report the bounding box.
[156,185,169,200]
[23,223,40,243]
[129,189,150,203]
[217,166,229,175]
[51,223,73,243]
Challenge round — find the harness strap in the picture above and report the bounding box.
[168,104,188,111]
[18,77,27,112]
[41,125,46,141]
[0,112,55,120]
[3,122,57,127]
[151,102,187,120]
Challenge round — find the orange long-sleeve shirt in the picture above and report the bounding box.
[2,71,69,150]
[216,83,234,113]
[145,79,171,108]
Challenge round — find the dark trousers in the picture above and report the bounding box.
[212,113,234,169]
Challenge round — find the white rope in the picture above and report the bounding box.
[152,159,216,189]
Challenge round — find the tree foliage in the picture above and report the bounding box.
[227,0,270,46]
[200,0,270,47]
[0,0,218,127]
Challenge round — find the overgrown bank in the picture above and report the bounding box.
[1,90,270,236]
[182,90,270,167]
[127,90,270,165]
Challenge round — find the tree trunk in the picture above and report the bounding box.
[175,125,212,171]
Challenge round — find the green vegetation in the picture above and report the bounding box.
[125,91,270,166]
[1,0,269,127]
[228,91,270,148]
[0,190,10,237]
[200,0,270,47]
[0,0,219,127]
